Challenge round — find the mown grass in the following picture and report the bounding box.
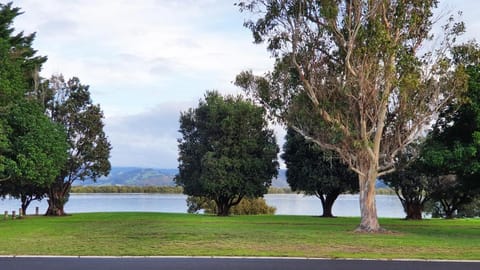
[0,213,478,259]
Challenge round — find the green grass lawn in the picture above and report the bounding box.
[0,213,479,259]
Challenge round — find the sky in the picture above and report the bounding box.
[10,0,480,169]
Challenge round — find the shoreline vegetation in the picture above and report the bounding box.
[70,186,395,195]
[0,213,478,259]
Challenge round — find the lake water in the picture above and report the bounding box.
[0,193,405,218]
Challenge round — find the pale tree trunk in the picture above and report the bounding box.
[356,161,383,232]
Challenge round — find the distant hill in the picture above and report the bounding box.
[75,167,388,188]
[77,167,289,188]
[77,166,388,189]
[78,167,178,187]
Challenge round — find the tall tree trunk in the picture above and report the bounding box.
[45,181,70,216]
[356,163,382,232]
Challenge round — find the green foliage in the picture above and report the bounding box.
[187,196,276,215]
[424,195,480,218]
[70,185,183,194]
[176,91,279,216]
[230,197,276,215]
[418,62,480,218]
[282,128,357,217]
[0,2,47,183]
[0,100,68,213]
[457,198,480,218]
[186,196,216,214]
[0,2,47,106]
[236,0,467,231]
[268,187,293,194]
[41,75,111,216]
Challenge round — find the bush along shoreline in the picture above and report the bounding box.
[70,186,184,194]
[70,185,394,195]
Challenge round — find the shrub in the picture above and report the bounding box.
[187,196,276,215]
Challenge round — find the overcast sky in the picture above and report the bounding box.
[11,0,480,169]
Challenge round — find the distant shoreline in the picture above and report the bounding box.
[70,186,394,195]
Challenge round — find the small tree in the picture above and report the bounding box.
[176,91,279,216]
[282,128,357,217]
[43,75,111,216]
[236,0,467,232]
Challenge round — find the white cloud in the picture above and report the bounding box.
[13,1,272,112]
[105,102,189,168]
[11,1,480,168]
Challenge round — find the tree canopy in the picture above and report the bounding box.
[1,100,68,213]
[236,0,467,231]
[43,75,111,216]
[0,2,47,183]
[176,91,279,216]
[416,47,480,218]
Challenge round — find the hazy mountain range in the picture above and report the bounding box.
[78,167,388,189]
[78,167,289,188]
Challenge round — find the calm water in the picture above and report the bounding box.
[0,193,405,218]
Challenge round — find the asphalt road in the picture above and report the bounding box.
[0,257,479,270]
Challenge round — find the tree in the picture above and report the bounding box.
[1,100,67,214]
[382,144,431,220]
[236,0,467,231]
[176,91,279,216]
[418,54,480,218]
[43,75,111,216]
[282,128,357,217]
[0,2,47,183]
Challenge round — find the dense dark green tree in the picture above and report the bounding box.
[176,91,279,216]
[236,0,467,232]
[282,128,357,217]
[0,2,47,183]
[43,75,111,216]
[418,47,480,219]
[1,100,67,214]
[383,144,431,220]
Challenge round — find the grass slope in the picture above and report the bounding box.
[0,213,479,259]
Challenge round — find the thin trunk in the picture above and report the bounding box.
[356,164,382,232]
[21,195,32,215]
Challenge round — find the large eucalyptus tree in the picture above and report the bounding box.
[236,0,467,231]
